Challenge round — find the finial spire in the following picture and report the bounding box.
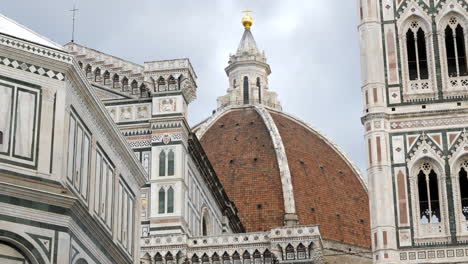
[241,9,253,29]
[70,1,79,42]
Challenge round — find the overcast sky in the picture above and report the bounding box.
[1,0,366,174]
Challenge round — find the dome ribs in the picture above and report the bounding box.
[269,112,371,249]
[199,108,285,232]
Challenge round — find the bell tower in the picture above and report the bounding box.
[217,11,282,110]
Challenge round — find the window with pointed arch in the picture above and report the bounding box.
[233,252,241,264]
[113,74,119,88]
[202,254,210,264]
[444,16,467,77]
[158,186,174,214]
[242,251,251,264]
[253,250,262,264]
[166,252,175,264]
[285,244,295,260]
[155,253,163,264]
[158,187,165,214]
[405,20,429,80]
[297,244,307,260]
[192,255,200,264]
[263,250,272,264]
[457,160,468,221]
[223,252,231,264]
[212,253,220,264]
[159,149,175,177]
[94,68,101,81]
[417,161,441,224]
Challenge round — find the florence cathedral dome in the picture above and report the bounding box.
[193,13,371,249]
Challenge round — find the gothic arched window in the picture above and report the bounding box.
[253,251,261,264]
[297,244,306,259]
[159,151,166,176]
[223,252,231,264]
[85,65,92,76]
[233,252,241,264]
[158,187,165,214]
[192,255,200,264]
[155,253,163,264]
[263,250,272,264]
[242,251,251,264]
[202,254,210,264]
[103,71,110,85]
[122,77,129,91]
[167,187,174,213]
[94,68,101,81]
[166,253,174,264]
[417,162,440,224]
[285,244,295,260]
[212,253,220,264]
[459,162,468,220]
[131,80,138,94]
[406,22,429,80]
[168,150,175,176]
[444,17,467,77]
[158,77,166,92]
[243,76,249,104]
[113,74,119,88]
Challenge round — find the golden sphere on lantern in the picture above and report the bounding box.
[241,9,253,29]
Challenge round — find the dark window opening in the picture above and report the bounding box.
[158,188,165,214]
[243,76,249,104]
[459,167,468,220]
[418,167,440,223]
[456,25,467,76]
[406,30,418,80]
[0,131,3,145]
[202,217,208,236]
[417,28,429,79]
[446,26,458,76]
[167,187,174,213]
[159,151,166,176]
[168,150,175,176]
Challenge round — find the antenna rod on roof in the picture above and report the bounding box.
[70,0,79,42]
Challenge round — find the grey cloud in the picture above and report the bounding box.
[1,0,367,175]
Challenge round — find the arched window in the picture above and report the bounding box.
[202,216,208,236]
[140,84,148,98]
[122,77,129,91]
[158,77,166,91]
[242,251,251,264]
[417,162,440,224]
[94,68,101,81]
[233,252,241,264]
[253,251,261,264]
[103,71,110,85]
[256,77,261,103]
[167,187,174,213]
[444,17,467,77]
[459,162,468,220]
[168,150,175,176]
[166,252,174,264]
[85,65,92,76]
[263,250,272,264]
[159,151,166,176]
[202,254,210,264]
[285,244,295,260]
[0,131,3,145]
[192,255,200,264]
[233,79,237,88]
[168,76,177,90]
[155,253,163,264]
[113,74,119,88]
[131,80,138,94]
[158,188,165,214]
[243,76,249,104]
[78,61,83,69]
[212,253,220,264]
[297,244,306,259]
[223,252,231,264]
[406,22,429,80]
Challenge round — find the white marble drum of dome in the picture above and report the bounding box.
[218,12,281,111]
